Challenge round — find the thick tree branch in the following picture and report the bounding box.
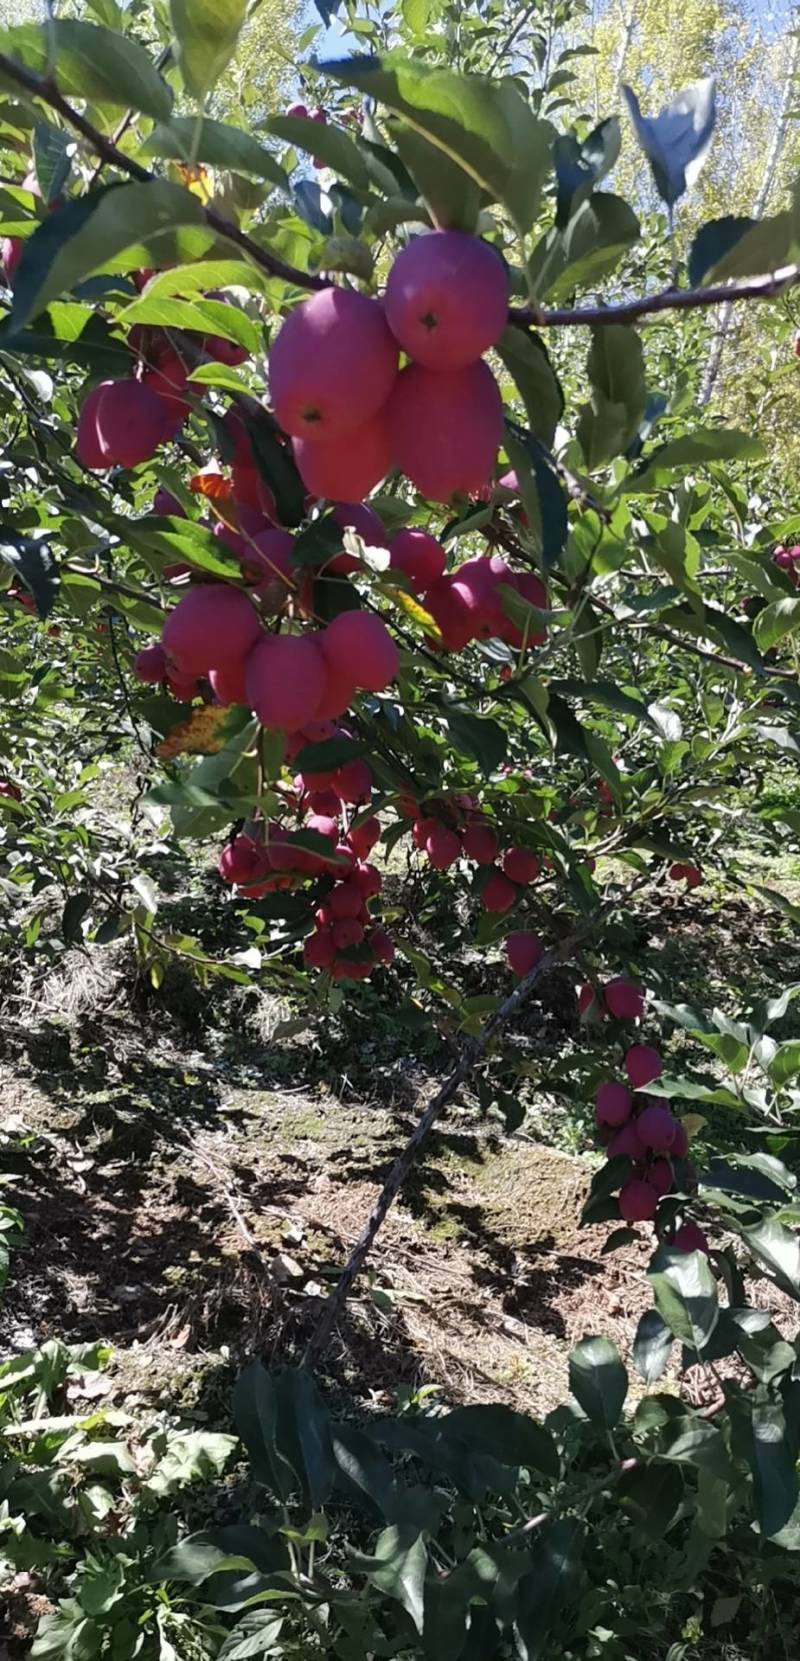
[0,51,326,294]
[305,926,584,1361]
[2,51,799,331]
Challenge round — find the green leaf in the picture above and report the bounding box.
[147,1431,237,1496]
[751,982,800,1031]
[633,1309,674,1382]
[247,421,306,530]
[387,118,483,231]
[747,1400,800,1537]
[232,1363,292,1499]
[621,1462,685,1539]
[266,115,370,191]
[688,215,756,286]
[170,0,248,102]
[622,77,716,206]
[641,521,701,603]
[33,122,72,207]
[124,517,242,581]
[0,530,58,617]
[528,193,640,302]
[705,209,796,281]
[31,1604,91,1660]
[702,602,768,672]
[188,361,248,394]
[294,736,369,772]
[10,182,205,331]
[625,428,764,492]
[695,1030,749,1073]
[119,293,260,353]
[753,597,800,654]
[504,429,568,568]
[275,1368,335,1511]
[423,1546,503,1656]
[577,325,646,470]
[370,1415,517,1501]
[701,1155,795,1205]
[322,55,554,231]
[217,1612,285,1661]
[648,1076,747,1111]
[768,1040,800,1088]
[145,119,288,189]
[4,20,173,119]
[554,119,621,226]
[68,1440,137,1477]
[440,1405,560,1478]
[515,1519,584,1661]
[62,892,91,945]
[332,1424,395,1515]
[743,1218,800,1300]
[654,1417,735,1481]
[135,258,269,299]
[0,307,132,376]
[496,327,564,448]
[445,706,507,770]
[291,516,347,569]
[401,0,438,36]
[156,1527,286,1588]
[568,1336,627,1427]
[648,1245,719,1352]
[550,677,650,723]
[360,1525,427,1633]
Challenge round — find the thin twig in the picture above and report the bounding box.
[105,602,152,762]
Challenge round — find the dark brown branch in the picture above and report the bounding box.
[305,926,584,1361]
[511,264,800,330]
[3,51,799,328]
[0,51,325,294]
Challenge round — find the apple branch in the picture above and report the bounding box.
[2,51,799,329]
[305,925,584,1361]
[510,263,800,330]
[0,51,326,294]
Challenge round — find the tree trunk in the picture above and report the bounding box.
[698,25,800,408]
[615,0,638,85]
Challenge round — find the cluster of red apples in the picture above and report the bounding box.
[79,227,551,985]
[268,230,510,503]
[773,542,800,585]
[404,795,546,973]
[72,229,511,503]
[586,974,708,1253]
[76,294,249,470]
[216,729,393,981]
[142,583,398,730]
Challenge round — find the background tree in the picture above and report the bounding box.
[2,1,800,1656]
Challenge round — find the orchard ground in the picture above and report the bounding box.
[3,781,800,1523]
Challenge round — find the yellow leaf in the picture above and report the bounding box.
[384,583,441,642]
[157,702,236,761]
[172,162,214,203]
[680,1113,707,1141]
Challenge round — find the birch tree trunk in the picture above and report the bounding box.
[698,23,800,408]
